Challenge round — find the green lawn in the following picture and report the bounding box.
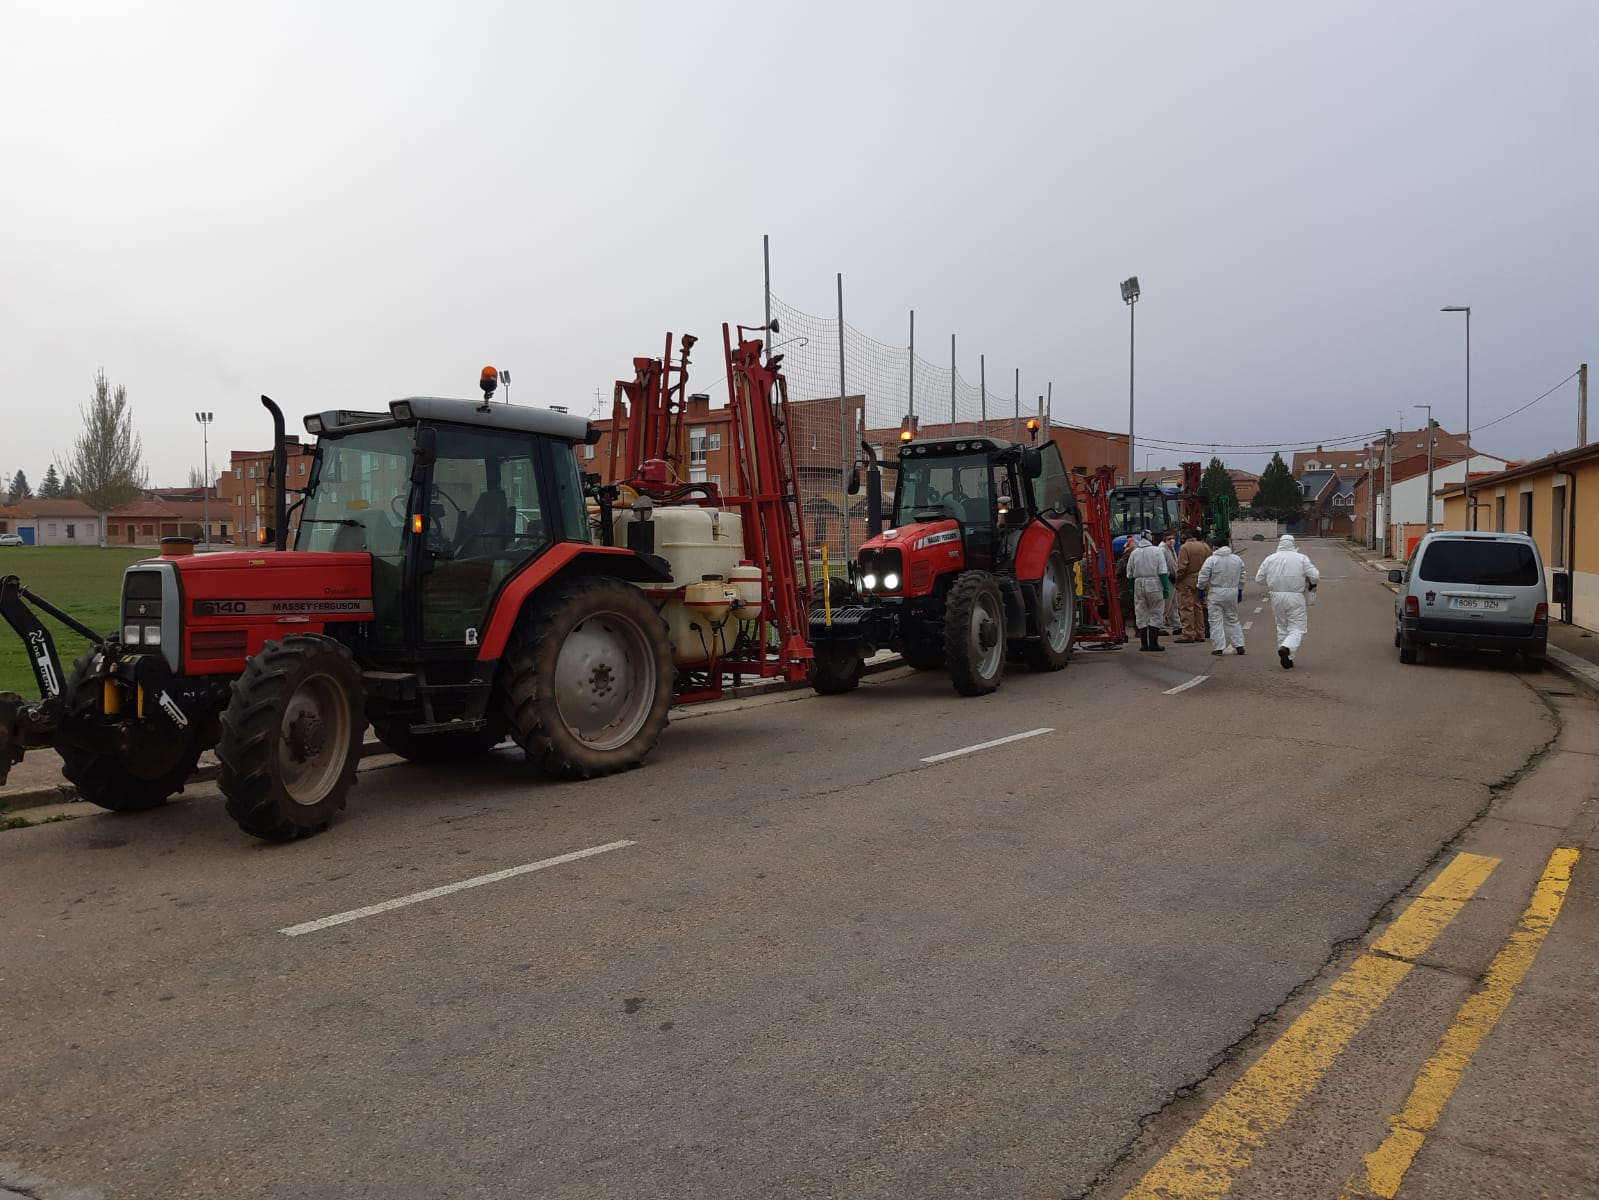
[0,546,154,695]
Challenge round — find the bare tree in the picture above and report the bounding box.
[187,465,209,490]
[60,370,148,546]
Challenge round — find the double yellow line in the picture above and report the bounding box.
[1123,847,1580,1200]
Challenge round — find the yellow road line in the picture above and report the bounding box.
[1122,852,1499,1200]
[1339,847,1581,1200]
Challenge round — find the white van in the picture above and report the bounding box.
[1388,532,1548,668]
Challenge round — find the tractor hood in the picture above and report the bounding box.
[858,518,960,556]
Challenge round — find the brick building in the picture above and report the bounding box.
[218,438,315,545]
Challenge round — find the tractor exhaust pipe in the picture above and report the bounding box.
[261,395,288,551]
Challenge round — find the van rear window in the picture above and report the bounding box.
[1419,540,1539,586]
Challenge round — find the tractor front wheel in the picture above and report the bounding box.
[1021,549,1075,672]
[218,635,366,841]
[810,645,865,694]
[59,650,206,813]
[945,570,1006,696]
[501,577,673,779]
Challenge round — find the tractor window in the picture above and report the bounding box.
[894,452,991,527]
[1035,443,1073,513]
[297,428,413,557]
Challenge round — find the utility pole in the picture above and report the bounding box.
[838,272,849,560]
[950,333,957,435]
[195,411,213,548]
[1013,367,1019,421]
[908,310,915,426]
[1383,429,1393,557]
[1415,403,1435,532]
[1580,363,1589,446]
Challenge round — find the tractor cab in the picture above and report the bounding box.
[295,398,600,653]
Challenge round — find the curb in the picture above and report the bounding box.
[0,652,908,814]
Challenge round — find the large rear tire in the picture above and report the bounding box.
[59,653,205,813]
[501,576,673,779]
[374,719,505,763]
[945,571,1006,696]
[1021,549,1075,672]
[218,635,366,841]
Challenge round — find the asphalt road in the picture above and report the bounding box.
[0,540,1563,1199]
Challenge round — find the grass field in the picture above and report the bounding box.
[0,546,154,695]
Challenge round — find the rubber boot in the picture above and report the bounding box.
[1149,626,1166,652]
[1138,626,1151,651]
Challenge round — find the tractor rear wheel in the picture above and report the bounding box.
[1021,549,1075,672]
[944,570,1006,696]
[501,576,673,779]
[374,719,505,763]
[810,645,864,694]
[218,635,366,841]
[59,651,205,813]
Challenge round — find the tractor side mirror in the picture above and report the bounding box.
[846,468,861,496]
[1021,447,1044,479]
[411,427,437,482]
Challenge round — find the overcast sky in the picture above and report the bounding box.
[2,0,1594,487]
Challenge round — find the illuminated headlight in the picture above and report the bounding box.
[883,572,900,591]
[861,573,878,590]
[123,624,142,644]
[914,528,961,551]
[143,625,162,646]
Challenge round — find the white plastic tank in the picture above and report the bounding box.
[650,507,743,587]
[729,562,765,615]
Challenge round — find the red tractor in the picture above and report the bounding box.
[809,432,1085,695]
[0,334,810,841]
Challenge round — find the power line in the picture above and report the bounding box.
[1471,368,1582,434]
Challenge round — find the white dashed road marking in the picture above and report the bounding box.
[1164,676,1209,695]
[921,728,1053,764]
[1244,621,1253,630]
[280,840,637,936]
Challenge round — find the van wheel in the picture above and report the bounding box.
[1399,645,1419,665]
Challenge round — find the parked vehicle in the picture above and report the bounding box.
[1388,531,1547,668]
[0,533,24,547]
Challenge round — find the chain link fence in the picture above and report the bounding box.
[772,293,1048,559]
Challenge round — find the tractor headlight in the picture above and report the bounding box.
[861,573,878,590]
[142,625,161,646]
[123,624,142,644]
[883,572,900,591]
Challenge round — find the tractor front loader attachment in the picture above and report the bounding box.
[0,574,102,784]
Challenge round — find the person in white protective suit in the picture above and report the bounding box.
[1196,534,1246,656]
[1126,532,1172,652]
[1255,533,1319,669]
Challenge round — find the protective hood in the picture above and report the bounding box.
[1212,546,1234,558]
[1277,534,1297,551]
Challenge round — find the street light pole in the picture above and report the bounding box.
[194,411,213,548]
[1415,404,1435,532]
[1120,277,1140,483]
[1442,305,1471,527]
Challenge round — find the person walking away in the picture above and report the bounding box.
[1255,533,1319,669]
[1127,532,1171,652]
[1174,529,1211,642]
[1160,530,1182,635]
[1197,534,1245,656]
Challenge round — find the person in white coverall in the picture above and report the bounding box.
[1255,534,1319,669]
[1126,533,1171,652]
[1196,534,1246,655]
